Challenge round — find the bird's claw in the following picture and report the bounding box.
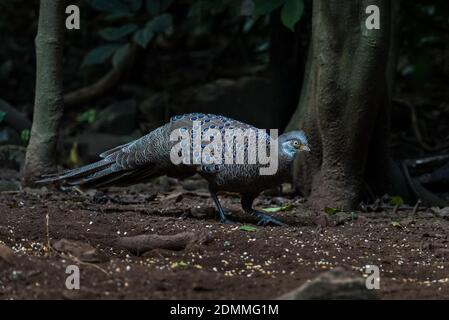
[220,217,236,224]
[255,212,286,226]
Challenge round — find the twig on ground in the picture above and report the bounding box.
[64,252,110,276]
[392,203,400,214]
[412,200,421,215]
[45,213,51,254]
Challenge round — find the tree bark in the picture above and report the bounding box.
[23,0,65,184]
[287,0,410,209]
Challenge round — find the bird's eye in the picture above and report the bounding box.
[292,140,300,149]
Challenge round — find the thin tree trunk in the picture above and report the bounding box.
[23,0,65,184]
[287,0,410,209]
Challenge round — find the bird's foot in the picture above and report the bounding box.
[219,217,236,224]
[254,211,286,226]
[218,210,235,224]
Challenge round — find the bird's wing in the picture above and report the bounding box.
[167,113,271,171]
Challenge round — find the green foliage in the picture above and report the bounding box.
[183,0,252,38]
[98,24,138,41]
[84,0,174,67]
[82,44,121,67]
[398,1,449,84]
[281,0,304,31]
[88,0,130,13]
[253,0,304,31]
[148,13,173,33]
[411,55,433,83]
[324,207,342,215]
[0,111,6,123]
[126,0,143,12]
[69,142,81,167]
[240,225,257,232]
[132,13,172,48]
[389,196,404,206]
[20,129,30,144]
[133,25,154,48]
[253,0,284,16]
[112,43,131,67]
[145,0,174,15]
[76,109,97,124]
[391,221,402,228]
[262,203,294,213]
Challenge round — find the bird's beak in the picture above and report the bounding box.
[300,145,311,152]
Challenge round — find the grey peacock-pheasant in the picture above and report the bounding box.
[39,113,310,226]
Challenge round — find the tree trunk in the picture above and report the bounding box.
[287,0,410,210]
[23,0,65,184]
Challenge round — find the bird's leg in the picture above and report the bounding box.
[241,194,285,226]
[209,189,234,224]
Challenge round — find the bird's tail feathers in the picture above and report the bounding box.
[36,159,114,186]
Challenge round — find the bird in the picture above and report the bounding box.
[38,113,310,226]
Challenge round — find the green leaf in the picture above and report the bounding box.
[240,225,257,232]
[146,0,174,15]
[0,111,6,123]
[148,13,173,33]
[81,44,121,67]
[253,0,285,16]
[20,129,30,144]
[98,24,138,41]
[112,43,131,67]
[389,196,404,206]
[88,0,130,13]
[391,221,402,228]
[281,0,304,31]
[170,261,189,269]
[262,203,294,213]
[69,142,81,167]
[76,109,97,124]
[124,0,142,12]
[324,207,342,215]
[104,12,134,21]
[133,27,154,48]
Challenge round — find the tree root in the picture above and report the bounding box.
[115,232,212,256]
[0,98,31,132]
[400,160,448,207]
[64,45,136,108]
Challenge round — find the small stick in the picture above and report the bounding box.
[412,200,421,215]
[45,213,51,255]
[393,204,400,214]
[65,252,110,276]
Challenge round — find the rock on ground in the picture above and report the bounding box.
[278,267,379,300]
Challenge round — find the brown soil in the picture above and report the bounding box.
[1,176,449,299]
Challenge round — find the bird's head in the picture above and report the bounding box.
[279,130,310,159]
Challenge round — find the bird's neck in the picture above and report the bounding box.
[275,151,295,181]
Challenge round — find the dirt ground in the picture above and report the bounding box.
[1,174,449,300]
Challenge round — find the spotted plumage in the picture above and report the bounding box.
[38,113,310,226]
